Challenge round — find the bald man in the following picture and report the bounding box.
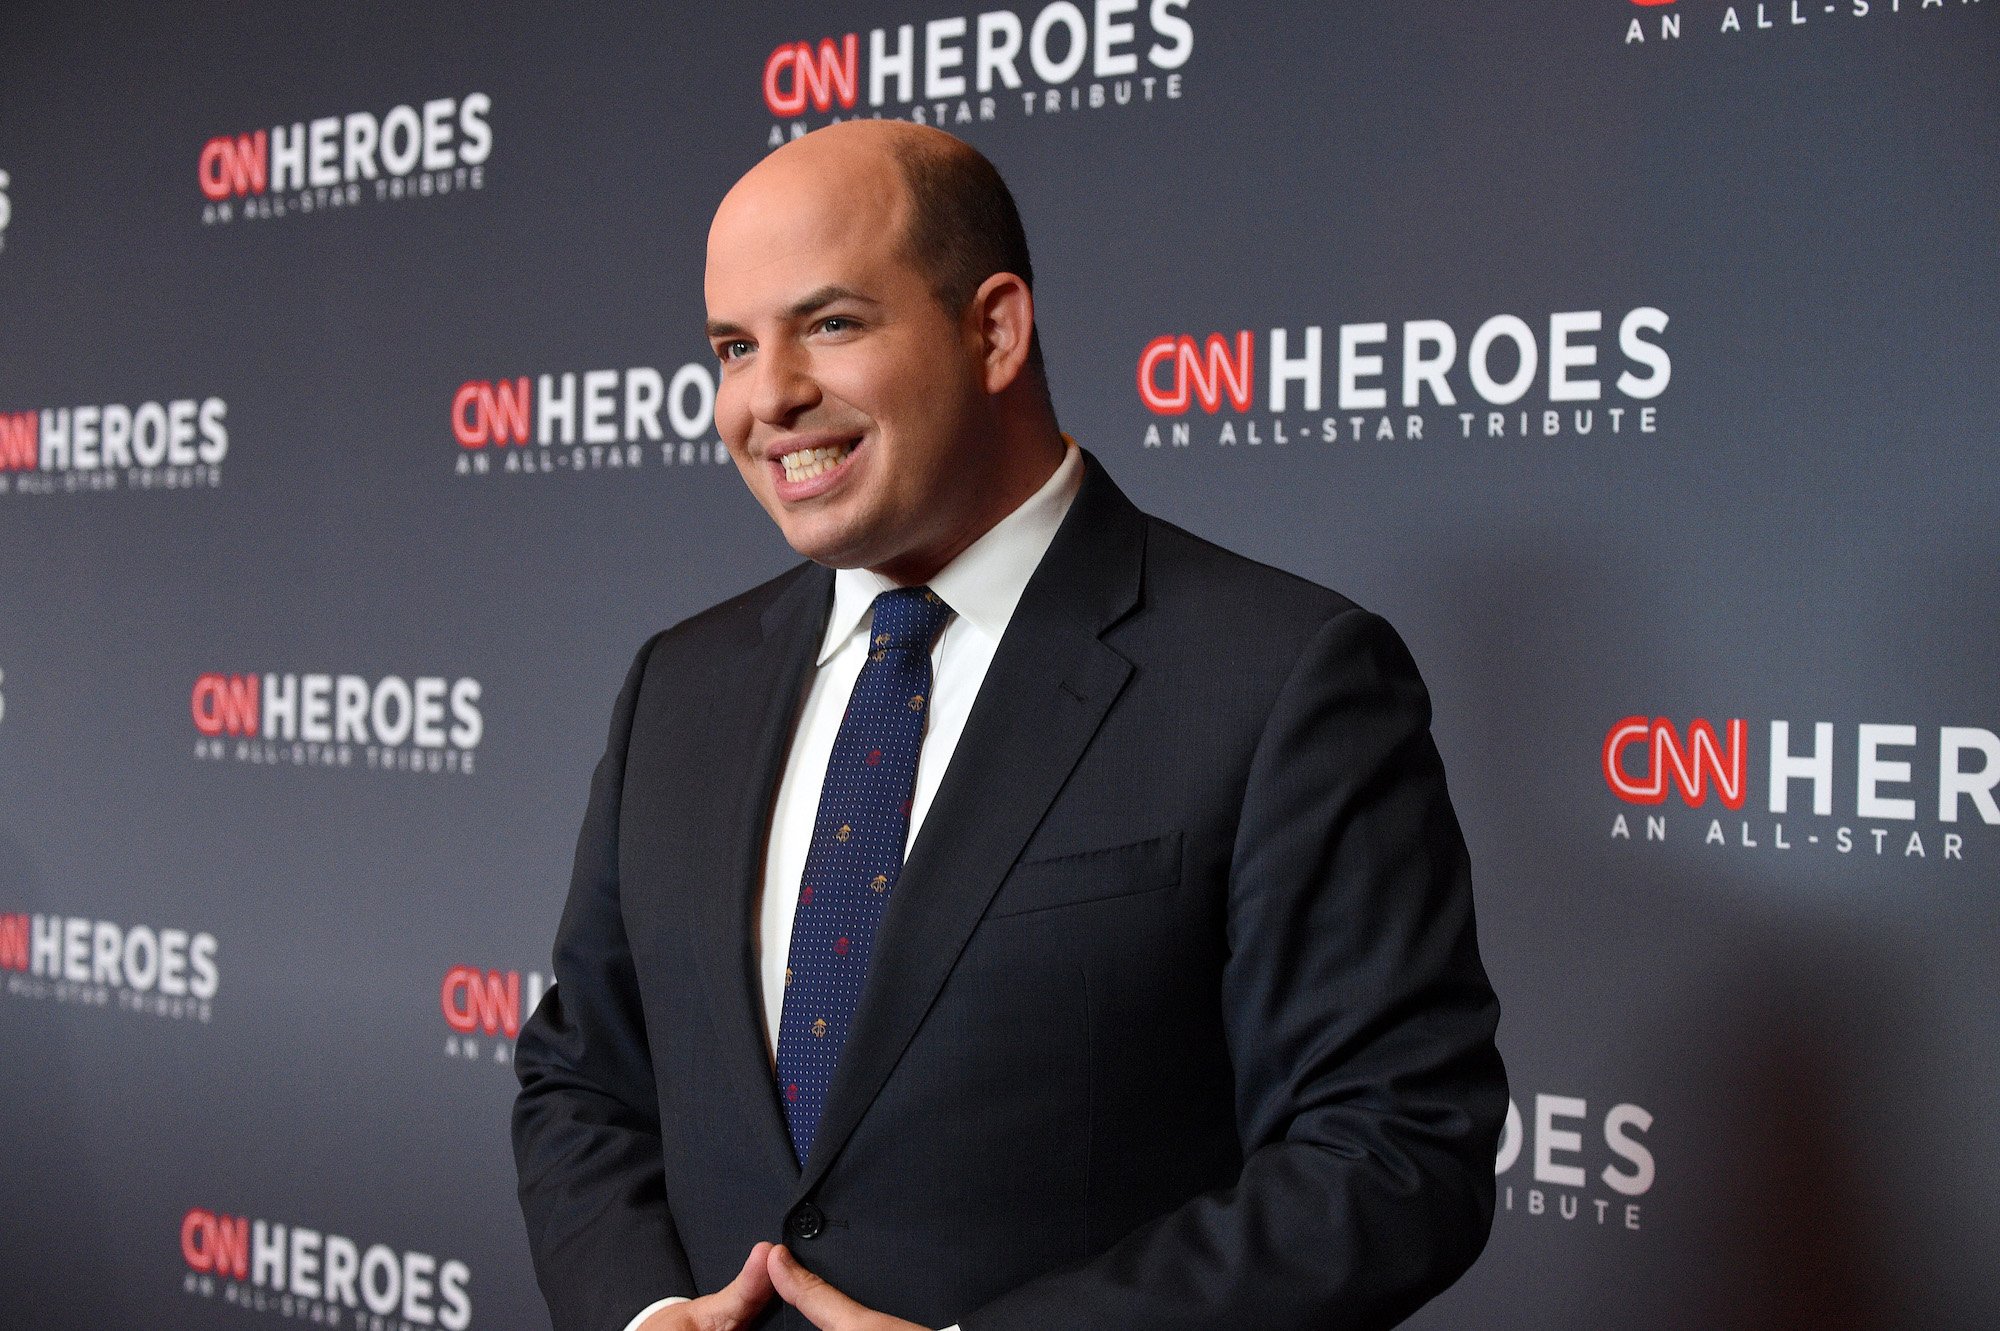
[514,123,1505,1331]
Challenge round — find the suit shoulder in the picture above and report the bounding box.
[644,561,820,657]
[1138,512,1362,633]
[1113,510,1430,740]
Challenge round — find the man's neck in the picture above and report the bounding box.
[866,429,1069,586]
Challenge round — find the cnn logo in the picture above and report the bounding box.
[1602,716,1746,809]
[1137,332,1254,414]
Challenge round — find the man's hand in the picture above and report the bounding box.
[634,1242,777,1331]
[767,1244,928,1331]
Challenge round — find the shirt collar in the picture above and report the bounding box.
[818,438,1084,665]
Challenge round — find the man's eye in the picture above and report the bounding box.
[718,340,752,361]
[818,316,856,335]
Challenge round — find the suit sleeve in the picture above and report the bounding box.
[963,607,1507,1331]
[514,634,698,1331]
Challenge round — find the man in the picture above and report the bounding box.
[514,121,1505,1331]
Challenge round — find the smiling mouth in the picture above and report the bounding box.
[779,439,858,485]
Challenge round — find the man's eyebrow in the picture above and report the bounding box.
[704,286,881,341]
[787,285,879,318]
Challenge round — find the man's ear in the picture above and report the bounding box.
[968,272,1035,395]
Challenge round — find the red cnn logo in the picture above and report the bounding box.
[763,35,860,116]
[182,1208,250,1279]
[1603,716,1747,809]
[0,913,29,971]
[441,966,523,1038]
[452,378,532,448]
[191,674,260,737]
[0,412,36,471]
[198,132,269,201]
[1136,333,1256,415]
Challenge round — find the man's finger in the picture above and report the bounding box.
[767,1243,866,1330]
[704,1241,777,1325]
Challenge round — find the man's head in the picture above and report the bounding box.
[704,122,1063,585]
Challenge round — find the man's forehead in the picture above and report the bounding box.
[708,191,873,266]
[705,212,901,303]
[711,152,904,249]
[705,165,913,310]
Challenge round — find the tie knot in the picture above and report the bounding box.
[868,586,954,653]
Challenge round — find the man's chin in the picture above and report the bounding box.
[771,503,936,579]
[776,519,878,572]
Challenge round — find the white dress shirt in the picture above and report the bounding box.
[624,440,1082,1331]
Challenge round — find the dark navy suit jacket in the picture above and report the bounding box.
[513,452,1506,1331]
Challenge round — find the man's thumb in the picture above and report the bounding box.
[706,1241,777,1325]
[768,1243,857,1329]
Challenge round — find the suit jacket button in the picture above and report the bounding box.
[787,1202,825,1241]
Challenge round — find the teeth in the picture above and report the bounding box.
[780,442,855,484]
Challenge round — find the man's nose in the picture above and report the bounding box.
[749,343,820,425]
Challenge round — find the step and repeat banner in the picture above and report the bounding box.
[2,2,1995,1327]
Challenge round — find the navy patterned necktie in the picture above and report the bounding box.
[775,585,955,1166]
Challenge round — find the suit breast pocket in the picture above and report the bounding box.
[985,831,1183,919]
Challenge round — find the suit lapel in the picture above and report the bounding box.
[684,560,833,1182]
[796,453,1147,1197]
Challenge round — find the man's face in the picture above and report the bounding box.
[704,143,993,583]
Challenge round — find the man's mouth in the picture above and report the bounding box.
[779,439,858,485]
